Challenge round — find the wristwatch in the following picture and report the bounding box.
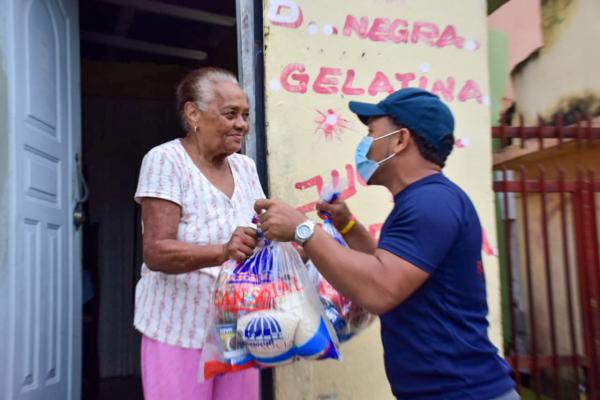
[294,219,317,247]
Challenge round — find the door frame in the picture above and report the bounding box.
[236,0,268,197]
[0,0,16,396]
[236,1,272,399]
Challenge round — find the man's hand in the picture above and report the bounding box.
[221,226,258,262]
[254,199,307,242]
[316,196,353,231]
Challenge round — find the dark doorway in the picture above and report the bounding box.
[78,1,238,398]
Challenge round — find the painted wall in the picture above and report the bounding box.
[487,0,600,124]
[487,0,544,118]
[262,0,499,398]
[512,0,600,124]
[0,0,11,393]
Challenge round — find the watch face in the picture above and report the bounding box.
[298,225,312,239]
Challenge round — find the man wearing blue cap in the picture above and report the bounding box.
[254,88,517,399]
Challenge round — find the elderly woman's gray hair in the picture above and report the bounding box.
[176,67,239,132]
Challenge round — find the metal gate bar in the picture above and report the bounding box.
[493,113,600,399]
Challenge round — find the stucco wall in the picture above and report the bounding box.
[512,0,600,124]
[262,0,500,398]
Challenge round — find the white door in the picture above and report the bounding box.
[4,0,82,399]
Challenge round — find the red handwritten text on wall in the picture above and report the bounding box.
[343,16,465,49]
[280,64,483,102]
[268,0,304,28]
[267,0,474,51]
[293,164,499,253]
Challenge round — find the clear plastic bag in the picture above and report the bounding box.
[308,182,376,343]
[198,220,342,382]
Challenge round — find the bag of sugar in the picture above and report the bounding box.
[198,217,341,382]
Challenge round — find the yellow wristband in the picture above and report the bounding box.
[339,215,356,235]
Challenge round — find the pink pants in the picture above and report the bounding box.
[141,335,259,400]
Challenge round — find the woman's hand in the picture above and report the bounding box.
[221,226,259,262]
[316,197,353,232]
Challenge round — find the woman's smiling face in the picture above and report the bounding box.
[197,81,250,156]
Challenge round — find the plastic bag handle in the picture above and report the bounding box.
[321,192,341,221]
[251,214,265,239]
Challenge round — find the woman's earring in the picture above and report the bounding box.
[194,126,199,132]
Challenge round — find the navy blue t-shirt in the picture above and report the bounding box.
[378,174,514,399]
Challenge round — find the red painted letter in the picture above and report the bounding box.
[343,15,369,39]
[342,165,357,198]
[313,67,342,94]
[431,77,455,102]
[388,19,409,43]
[458,80,483,103]
[342,69,365,96]
[281,63,309,93]
[268,0,303,28]
[435,25,464,49]
[294,174,323,213]
[394,73,416,89]
[331,165,358,199]
[368,18,391,42]
[369,223,384,241]
[411,22,440,46]
[482,227,498,256]
[368,72,394,96]
[419,76,428,90]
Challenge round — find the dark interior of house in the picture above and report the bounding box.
[78,1,238,398]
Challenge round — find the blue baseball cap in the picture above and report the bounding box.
[349,88,455,156]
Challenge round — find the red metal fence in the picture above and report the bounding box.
[493,115,600,399]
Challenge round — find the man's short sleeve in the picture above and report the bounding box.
[378,186,462,274]
[134,147,182,206]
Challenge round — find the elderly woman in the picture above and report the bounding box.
[133,68,262,400]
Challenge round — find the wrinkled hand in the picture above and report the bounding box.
[254,199,307,242]
[316,196,353,232]
[222,226,258,262]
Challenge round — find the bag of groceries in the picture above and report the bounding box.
[307,182,376,343]
[198,217,342,382]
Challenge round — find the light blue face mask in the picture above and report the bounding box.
[355,130,400,184]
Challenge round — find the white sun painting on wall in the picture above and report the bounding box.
[314,109,361,143]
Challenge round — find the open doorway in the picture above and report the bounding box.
[78,1,238,398]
